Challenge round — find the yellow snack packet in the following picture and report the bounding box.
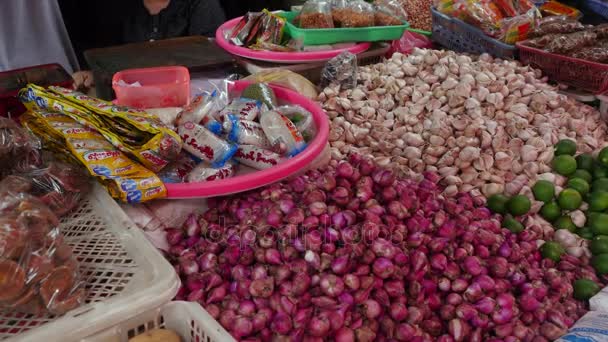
[19,84,182,173]
[21,110,167,203]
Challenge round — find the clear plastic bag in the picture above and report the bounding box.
[277,105,317,142]
[374,0,408,26]
[0,183,85,315]
[545,30,597,54]
[0,117,42,178]
[243,70,318,100]
[320,51,358,90]
[594,24,608,39]
[338,0,375,27]
[388,30,434,55]
[156,152,197,183]
[570,46,608,63]
[298,0,335,28]
[529,15,585,38]
[499,9,538,44]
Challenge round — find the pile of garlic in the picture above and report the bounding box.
[320,48,608,198]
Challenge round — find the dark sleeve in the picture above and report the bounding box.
[188,0,226,37]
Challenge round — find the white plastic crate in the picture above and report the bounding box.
[82,301,233,342]
[0,184,180,341]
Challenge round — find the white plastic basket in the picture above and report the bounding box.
[0,184,180,341]
[82,301,234,342]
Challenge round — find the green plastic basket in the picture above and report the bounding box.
[280,11,409,45]
[407,28,432,37]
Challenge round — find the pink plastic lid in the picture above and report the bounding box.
[215,17,371,63]
[164,81,330,198]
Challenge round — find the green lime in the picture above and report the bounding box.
[573,279,601,300]
[552,155,577,176]
[507,195,531,216]
[599,147,608,168]
[532,180,555,203]
[540,202,561,222]
[592,254,608,275]
[594,165,608,180]
[557,188,583,211]
[590,213,608,235]
[540,241,565,262]
[570,169,593,183]
[554,215,577,232]
[588,192,608,212]
[567,178,590,196]
[555,139,577,156]
[487,194,510,214]
[502,215,524,233]
[590,236,608,255]
[577,154,595,172]
[579,227,594,239]
[593,178,608,192]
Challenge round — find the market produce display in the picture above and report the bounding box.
[164,155,601,341]
[394,0,432,31]
[320,48,608,199]
[0,177,85,316]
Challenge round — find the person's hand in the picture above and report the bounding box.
[72,70,94,90]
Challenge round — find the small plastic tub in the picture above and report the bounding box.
[112,66,190,109]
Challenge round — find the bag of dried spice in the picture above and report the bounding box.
[340,0,375,27]
[374,0,408,26]
[297,0,334,28]
[331,0,351,27]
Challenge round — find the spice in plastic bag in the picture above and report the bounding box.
[570,46,608,63]
[320,51,358,90]
[529,15,585,38]
[298,0,334,28]
[0,183,85,315]
[593,24,608,39]
[373,0,408,26]
[338,0,375,27]
[545,30,597,54]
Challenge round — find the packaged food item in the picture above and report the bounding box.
[499,9,538,44]
[223,114,271,148]
[462,1,504,37]
[23,161,91,217]
[200,115,223,135]
[256,9,287,46]
[594,23,608,39]
[249,41,297,52]
[276,105,317,142]
[496,0,518,17]
[230,12,264,46]
[374,0,408,26]
[234,145,283,170]
[241,83,278,109]
[218,97,267,121]
[156,152,197,183]
[185,162,236,183]
[320,51,358,90]
[570,46,608,63]
[21,110,167,203]
[0,185,85,315]
[19,84,182,173]
[555,311,608,342]
[177,122,237,167]
[338,0,375,27]
[0,117,41,177]
[243,70,318,100]
[540,0,582,19]
[260,110,307,156]
[524,33,561,48]
[545,30,597,54]
[513,0,534,14]
[298,0,334,28]
[332,0,350,27]
[175,93,218,127]
[145,107,182,128]
[529,15,585,38]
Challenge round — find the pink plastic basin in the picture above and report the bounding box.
[164,80,330,199]
[112,66,190,109]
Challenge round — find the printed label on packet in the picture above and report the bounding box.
[279,113,305,145]
[234,145,282,170]
[178,121,237,167]
[185,162,236,183]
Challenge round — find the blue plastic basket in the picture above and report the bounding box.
[431,7,517,59]
[582,0,608,20]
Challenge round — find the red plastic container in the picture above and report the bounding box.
[517,42,608,94]
[112,66,190,109]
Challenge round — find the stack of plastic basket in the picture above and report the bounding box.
[0,184,180,341]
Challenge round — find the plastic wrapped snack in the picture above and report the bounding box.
[0,117,41,177]
[540,0,582,19]
[20,84,182,173]
[320,51,358,90]
[524,33,561,49]
[255,10,287,46]
[499,9,538,44]
[223,114,271,148]
[175,93,218,127]
[332,0,350,27]
[374,0,408,26]
[234,145,283,170]
[461,1,504,37]
[298,0,334,28]
[242,83,278,109]
[260,109,307,156]
[21,110,167,203]
[593,24,608,39]
[185,162,236,183]
[570,46,608,63]
[337,0,375,27]
[23,161,91,217]
[218,98,267,122]
[243,70,318,100]
[276,105,317,142]
[529,15,585,38]
[155,152,197,183]
[545,30,597,54]
[177,122,237,167]
[0,185,85,316]
[230,12,264,46]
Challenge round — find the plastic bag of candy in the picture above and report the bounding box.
[0,180,86,315]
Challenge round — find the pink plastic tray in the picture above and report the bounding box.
[164,81,330,199]
[215,17,371,63]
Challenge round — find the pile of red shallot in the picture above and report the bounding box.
[165,155,600,341]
